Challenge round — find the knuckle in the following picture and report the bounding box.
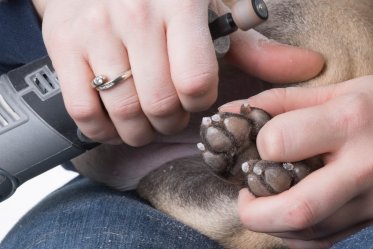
[81,4,111,32]
[264,88,288,103]
[284,199,315,230]
[352,162,373,189]
[143,93,180,117]
[67,102,98,122]
[348,93,370,120]
[255,88,289,113]
[44,25,73,50]
[267,88,288,99]
[335,92,370,135]
[109,96,142,119]
[175,69,218,97]
[123,2,150,28]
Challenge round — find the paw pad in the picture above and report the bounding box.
[198,104,317,197]
[241,160,310,197]
[197,104,270,183]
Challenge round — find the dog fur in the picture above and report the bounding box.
[71,0,373,248]
[137,1,373,248]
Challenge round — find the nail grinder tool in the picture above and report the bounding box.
[0,0,268,202]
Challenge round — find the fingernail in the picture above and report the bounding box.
[218,99,249,112]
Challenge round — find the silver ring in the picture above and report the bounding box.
[92,69,132,91]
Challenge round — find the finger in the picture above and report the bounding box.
[227,29,325,84]
[258,87,373,161]
[282,221,373,249]
[123,11,190,135]
[51,51,121,144]
[269,191,373,240]
[219,77,371,115]
[247,85,337,116]
[219,84,336,114]
[238,157,364,233]
[88,35,155,146]
[165,1,219,112]
[257,96,349,162]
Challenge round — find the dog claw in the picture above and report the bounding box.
[198,104,318,197]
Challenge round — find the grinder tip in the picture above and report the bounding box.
[231,0,268,31]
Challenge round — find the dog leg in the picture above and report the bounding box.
[137,156,286,249]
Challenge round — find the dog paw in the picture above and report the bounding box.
[197,104,317,197]
[241,160,310,197]
[197,104,271,185]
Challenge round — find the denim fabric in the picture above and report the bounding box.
[331,226,373,249]
[0,0,47,74]
[1,176,372,249]
[0,176,223,249]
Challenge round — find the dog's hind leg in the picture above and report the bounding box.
[137,156,287,249]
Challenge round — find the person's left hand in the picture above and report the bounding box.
[31,0,324,147]
[219,75,373,249]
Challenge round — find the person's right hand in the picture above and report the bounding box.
[221,76,373,248]
[32,0,324,146]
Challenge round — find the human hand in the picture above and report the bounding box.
[220,76,373,248]
[32,0,324,146]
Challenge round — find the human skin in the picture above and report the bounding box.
[220,76,373,248]
[31,0,324,146]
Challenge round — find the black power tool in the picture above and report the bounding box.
[0,0,268,202]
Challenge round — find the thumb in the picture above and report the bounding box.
[219,85,336,115]
[245,86,336,116]
[226,30,325,84]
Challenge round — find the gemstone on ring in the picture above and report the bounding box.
[91,75,107,88]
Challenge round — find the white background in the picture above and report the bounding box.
[0,167,78,241]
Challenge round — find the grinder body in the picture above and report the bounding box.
[0,57,96,202]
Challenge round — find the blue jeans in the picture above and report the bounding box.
[1,176,372,249]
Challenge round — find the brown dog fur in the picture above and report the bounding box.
[71,0,373,248]
[137,1,373,248]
